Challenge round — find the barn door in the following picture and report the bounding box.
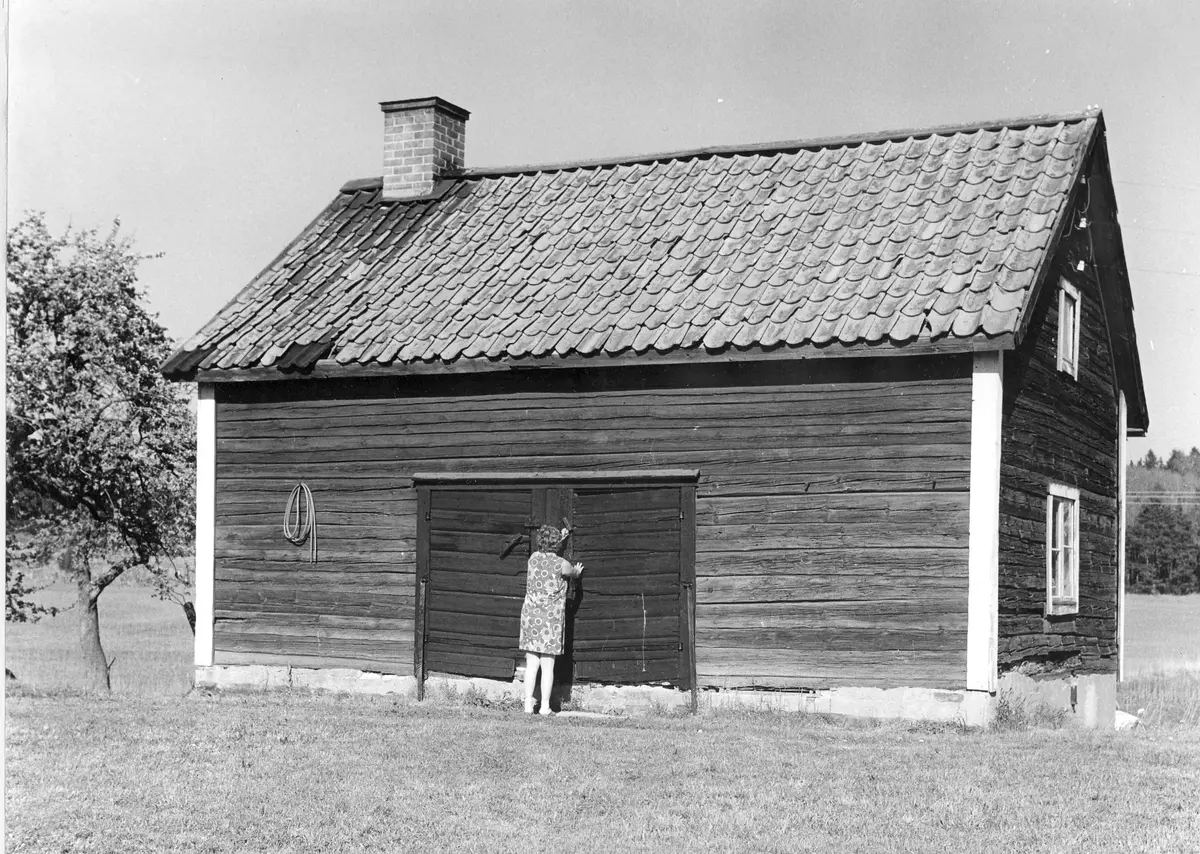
[415,482,694,693]
[568,485,693,688]
[418,488,534,682]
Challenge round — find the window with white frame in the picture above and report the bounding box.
[1046,484,1080,615]
[1057,279,1081,378]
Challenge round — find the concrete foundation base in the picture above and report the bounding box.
[196,665,1013,727]
[196,665,1118,729]
[995,671,1116,730]
[195,664,417,696]
[701,685,992,727]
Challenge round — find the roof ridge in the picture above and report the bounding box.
[339,108,1101,192]
[459,108,1102,178]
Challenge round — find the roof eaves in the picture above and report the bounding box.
[191,334,1016,383]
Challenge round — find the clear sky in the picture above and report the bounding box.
[8,0,1198,459]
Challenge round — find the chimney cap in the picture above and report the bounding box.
[379,96,470,122]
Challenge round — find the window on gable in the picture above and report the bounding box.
[1046,484,1080,615]
[1057,279,1081,378]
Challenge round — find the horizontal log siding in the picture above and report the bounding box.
[998,233,1120,674]
[213,356,972,688]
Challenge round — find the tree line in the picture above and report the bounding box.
[1136,447,1200,477]
[1126,449,1200,594]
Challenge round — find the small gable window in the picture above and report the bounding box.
[1046,484,1080,615]
[1057,279,1081,378]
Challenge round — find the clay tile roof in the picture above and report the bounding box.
[165,110,1103,376]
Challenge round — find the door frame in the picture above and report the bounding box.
[413,470,698,700]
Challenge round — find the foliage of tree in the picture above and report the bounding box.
[1126,499,1200,594]
[5,212,195,691]
[4,539,58,623]
[1164,447,1200,477]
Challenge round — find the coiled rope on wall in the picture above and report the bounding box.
[283,482,317,562]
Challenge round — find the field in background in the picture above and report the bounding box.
[4,583,194,695]
[1119,593,1200,730]
[1123,593,1200,677]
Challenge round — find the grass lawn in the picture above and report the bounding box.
[6,691,1200,853]
[5,588,1200,852]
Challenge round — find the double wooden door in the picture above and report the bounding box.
[415,482,694,690]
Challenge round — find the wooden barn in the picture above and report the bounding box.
[164,98,1147,726]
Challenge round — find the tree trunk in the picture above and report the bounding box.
[77,577,111,692]
[182,600,196,635]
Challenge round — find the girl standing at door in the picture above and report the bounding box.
[520,524,583,715]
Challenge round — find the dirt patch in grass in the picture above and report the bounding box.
[6,691,1200,854]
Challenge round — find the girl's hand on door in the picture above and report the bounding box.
[572,562,584,576]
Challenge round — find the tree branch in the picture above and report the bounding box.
[91,556,139,596]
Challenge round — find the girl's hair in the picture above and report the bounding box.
[534,524,563,552]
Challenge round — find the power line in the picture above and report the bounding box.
[1122,224,1200,238]
[1116,179,1200,193]
[1127,267,1200,278]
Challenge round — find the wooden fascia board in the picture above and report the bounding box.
[189,334,1014,383]
[1088,133,1150,434]
[1069,159,1123,428]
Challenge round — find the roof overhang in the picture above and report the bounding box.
[179,334,1013,384]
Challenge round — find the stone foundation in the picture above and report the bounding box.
[995,671,1117,729]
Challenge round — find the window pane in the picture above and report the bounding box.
[1059,289,1079,371]
[1050,497,1062,598]
[1048,494,1079,606]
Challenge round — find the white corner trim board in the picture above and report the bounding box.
[967,351,1003,692]
[1117,392,1128,682]
[195,384,216,667]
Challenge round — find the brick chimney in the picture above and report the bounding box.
[380,96,469,201]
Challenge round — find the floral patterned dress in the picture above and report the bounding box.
[518,550,572,655]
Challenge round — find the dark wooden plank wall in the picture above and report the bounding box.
[213,355,973,689]
[998,226,1120,675]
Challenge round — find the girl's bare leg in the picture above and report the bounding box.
[523,652,540,714]
[539,654,556,715]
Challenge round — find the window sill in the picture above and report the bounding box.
[1046,601,1079,617]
